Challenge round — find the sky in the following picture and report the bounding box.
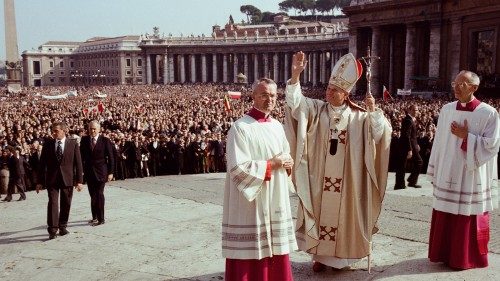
[0,0,286,61]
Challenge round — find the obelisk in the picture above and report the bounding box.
[4,0,22,91]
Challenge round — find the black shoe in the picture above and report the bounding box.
[17,197,26,201]
[2,197,12,202]
[59,228,70,236]
[408,184,422,188]
[92,220,105,226]
[88,219,98,224]
[394,186,406,190]
[49,234,57,240]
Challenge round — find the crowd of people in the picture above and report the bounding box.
[0,83,498,195]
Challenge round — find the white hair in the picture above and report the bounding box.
[459,70,480,86]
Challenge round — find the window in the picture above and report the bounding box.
[70,61,74,68]
[50,78,55,83]
[126,58,131,67]
[60,77,65,83]
[138,70,142,75]
[59,61,64,68]
[49,61,54,68]
[470,29,496,77]
[60,71,65,75]
[49,71,54,75]
[33,61,41,75]
[137,58,142,67]
[126,70,131,76]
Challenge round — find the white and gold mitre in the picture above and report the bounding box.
[328,53,363,93]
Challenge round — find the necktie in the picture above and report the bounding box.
[91,137,96,150]
[56,140,63,162]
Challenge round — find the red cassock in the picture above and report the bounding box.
[428,210,489,269]
[225,255,293,281]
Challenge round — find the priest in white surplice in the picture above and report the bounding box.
[427,70,499,269]
[222,78,298,281]
[284,52,392,272]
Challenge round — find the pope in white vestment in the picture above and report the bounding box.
[284,52,392,271]
[222,78,297,281]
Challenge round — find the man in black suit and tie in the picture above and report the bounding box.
[36,122,83,240]
[394,104,423,189]
[3,146,28,202]
[80,120,115,226]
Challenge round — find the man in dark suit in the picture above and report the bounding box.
[29,141,43,190]
[3,146,28,202]
[80,120,115,226]
[394,104,423,189]
[36,122,83,240]
[147,136,160,177]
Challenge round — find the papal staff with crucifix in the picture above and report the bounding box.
[284,51,392,272]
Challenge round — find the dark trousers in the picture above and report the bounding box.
[7,177,26,199]
[87,178,106,222]
[395,152,423,188]
[47,173,74,235]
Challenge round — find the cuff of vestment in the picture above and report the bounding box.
[264,161,272,181]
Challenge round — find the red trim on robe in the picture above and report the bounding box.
[428,209,489,269]
[456,98,481,152]
[264,161,272,181]
[247,107,272,123]
[225,255,293,281]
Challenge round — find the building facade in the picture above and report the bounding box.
[21,19,349,87]
[22,36,143,87]
[345,0,500,96]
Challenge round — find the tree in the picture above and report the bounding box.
[240,5,262,23]
[279,0,302,15]
[316,0,336,14]
[261,11,276,23]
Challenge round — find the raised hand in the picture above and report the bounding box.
[290,51,307,84]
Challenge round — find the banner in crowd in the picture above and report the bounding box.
[67,90,78,97]
[397,89,412,96]
[95,90,107,98]
[42,93,68,100]
[7,85,22,94]
[227,91,241,99]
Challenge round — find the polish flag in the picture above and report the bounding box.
[383,85,393,101]
[227,91,241,99]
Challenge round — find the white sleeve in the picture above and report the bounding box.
[465,110,500,171]
[369,108,391,143]
[226,125,267,202]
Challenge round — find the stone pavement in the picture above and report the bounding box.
[0,173,498,281]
